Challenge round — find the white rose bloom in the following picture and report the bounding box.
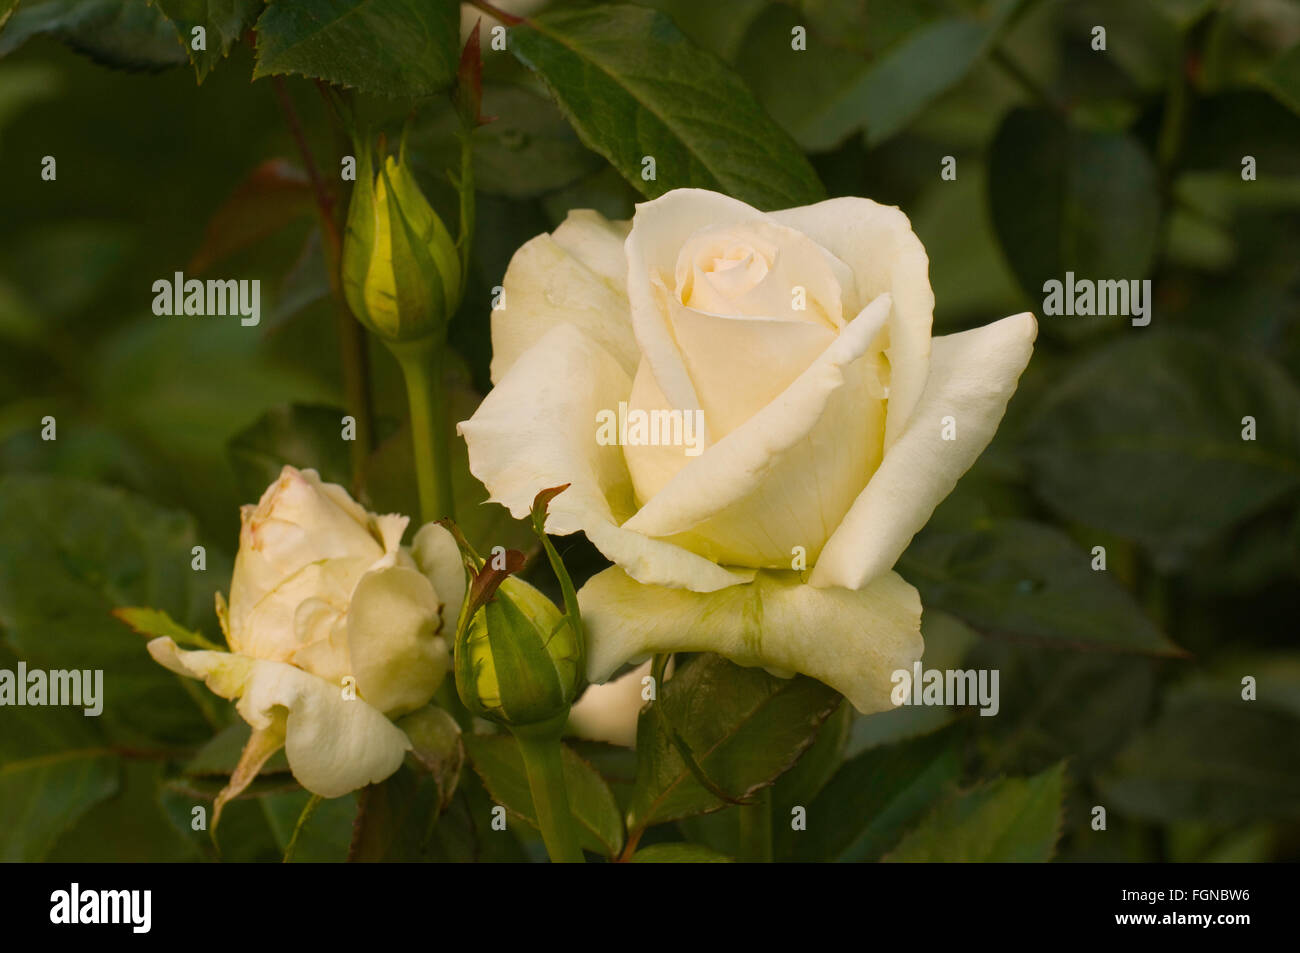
[459,188,1036,713]
[148,466,464,811]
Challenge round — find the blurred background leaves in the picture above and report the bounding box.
[0,0,1297,862]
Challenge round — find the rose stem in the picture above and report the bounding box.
[512,721,584,863]
[390,337,455,524]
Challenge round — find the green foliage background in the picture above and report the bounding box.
[0,0,1298,862]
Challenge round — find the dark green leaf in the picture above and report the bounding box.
[628,653,841,833]
[0,0,188,70]
[155,0,262,82]
[0,697,119,861]
[899,519,1180,655]
[265,789,357,862]
[0,475,226,744]
[789,723,963,862]
[253,0,460,97]
[508,5,824,210]
[989,107,1160,301]
[346,766,443,861]
[464,733,624,857]
[1258,43,1300,117]
[883,761,1066,862]
[800,0,1028,149]
[1021,333,1300,558]
[1099,692,1300,824]
[183,721,289,777]
[631,842,732,862]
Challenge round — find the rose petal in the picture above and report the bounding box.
[347,565,448,717]
[491,209,637,383]
[411,521,467,636]
[567,658,663,748]
[625,189,769,416]
[620,294,891,567]
[810,312,1038,590]
[148,638,409,797]
[579,567,923,714]
[770,198,935,448]
[459,322,752,592]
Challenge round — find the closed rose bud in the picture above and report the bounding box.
[342,135,462,343]
[455,560,582,731]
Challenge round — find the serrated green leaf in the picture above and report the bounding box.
[628,653,841,833]
[788,723,963,863]
[0,0,188,70]
[631,842,732,862]
[1021,333,1300,557]
[989,107,1160,302]
[464,733,624,857]
[154,0,262,82]
[508,4,824,210]
[898,519,1180,655]
[883,761,1066,862]
[113,605,223,650]
[253,0,459,97]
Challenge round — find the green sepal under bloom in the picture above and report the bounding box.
[444,489,586,728]
[342,131,462,343]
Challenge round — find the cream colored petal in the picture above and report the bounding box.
[666,295,837,440]
[810,313,1038,590]
[490,209,637,383]
[579,567,923,714]
[232,555,371,661]
[567,658,663,748]
[459,322,752,592]
[621,294,890,567]
[770,198,934,449]
[674,219,851,327]
[347,565,448,717]
[147,638,410,798]
[411,521,466,636]
[373,513,410,554]
[229,467,383,636]
[625,189,769,416]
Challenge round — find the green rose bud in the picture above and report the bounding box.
[342,134,462,343]
[447,486,587,731]
[458,570,582,729]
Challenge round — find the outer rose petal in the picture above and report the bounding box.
[459,322,752,592]
[567,658,665,748]
[411,521,466,636]
[346,565,448,717]
[810,312,1038,590]
[770,198,935,449]
[621,294,890,567]
[579,567,923,714]
[491,209,637,383]
[147,638,409,798]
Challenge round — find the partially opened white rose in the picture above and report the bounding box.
[148,466,465,812]
[460,188,1035,713]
